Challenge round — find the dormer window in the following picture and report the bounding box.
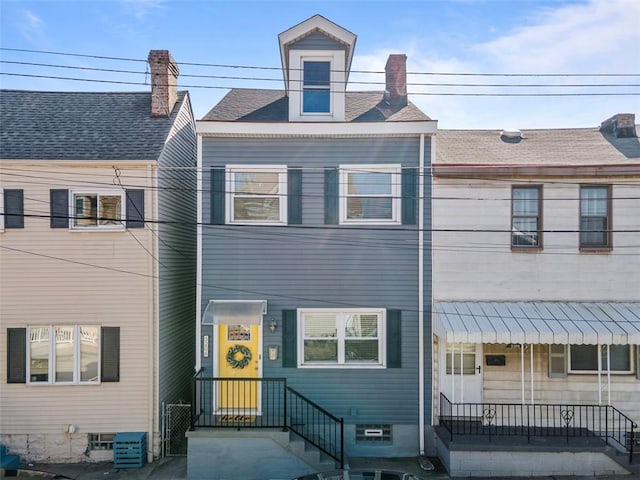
[303,61,331,113]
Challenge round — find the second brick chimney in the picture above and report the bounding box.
[148,50,179,117]
[600,113,636,138]
[384,54,408,108]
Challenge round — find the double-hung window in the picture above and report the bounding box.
[71,191,124,230]
[303,61,331,113]
[512,186,542,248]
[227,166,287,224]
[339,165,401,224]
[579,185,611,249]
[299,309,385,367]
[28,325,100,384]
[569,345,633,374]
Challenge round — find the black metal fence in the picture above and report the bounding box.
[191,371,344,468]
[439,393,637,463]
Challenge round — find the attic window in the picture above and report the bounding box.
[303,61,330,113]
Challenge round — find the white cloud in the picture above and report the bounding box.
[475,0,640,73]
[121,0,167,19]
[18,9,46,45]
[352,0,640,128]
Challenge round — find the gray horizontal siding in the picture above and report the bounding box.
[290,31,345,51]
[158,97,197,408]
[200,136,431,426]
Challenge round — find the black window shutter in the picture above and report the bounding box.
[50,189,69,228]
[282,310,298,368]
[7,328,26,383]
[386,310,402,368]
[4,189,24,228]
[288,168,302,225]
[101,327,120,382]
[324,168,339,225]
[211,167,226,225]
[401,168,417,225]
[125,189,145,228]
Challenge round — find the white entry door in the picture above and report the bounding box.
[440,343,483,404]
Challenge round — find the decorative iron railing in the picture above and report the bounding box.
[191,371,344,468]
[439,393,637,463]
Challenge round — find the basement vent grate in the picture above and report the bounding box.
[89,433,115,450]
[356,424,392,443]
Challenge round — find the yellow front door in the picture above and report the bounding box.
[218,324,260,412]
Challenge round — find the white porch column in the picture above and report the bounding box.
[530,344,534,405]
[597,343,602,405]
[521,344,525,404]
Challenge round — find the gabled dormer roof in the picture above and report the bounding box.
[278,14,357,92]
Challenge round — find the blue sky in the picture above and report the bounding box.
[1,0,638,128]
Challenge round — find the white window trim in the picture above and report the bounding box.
[225,165,288,225]
[0,188,4,232]
[339,164,402,225]
[297,308,386,369]
[69,189,126,231]
[568,344,634,375]
[288,50,346,122]
[27,325,101,385]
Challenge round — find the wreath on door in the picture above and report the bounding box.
[226,344,252,369]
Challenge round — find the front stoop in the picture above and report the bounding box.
[435,429,633,477]
[606,446,640,475]
[186,430,337,480]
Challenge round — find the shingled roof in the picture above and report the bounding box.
[200,88,430,123]
[436,126,640,167]
[0,89,188,161]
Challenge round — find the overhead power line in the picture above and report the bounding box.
[2,47,639,77]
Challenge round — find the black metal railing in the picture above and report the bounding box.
[286,386,344,469]
[439,393,637,463]
[191,372,344,468]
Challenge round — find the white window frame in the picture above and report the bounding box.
[298,308,386,369]
[568,344,634,375]
[226,165,288,225]
[0,188,4,232]
[69,190,125,231]
[27,325,101,385]
[339,164,401,225]
[288,50,346,122]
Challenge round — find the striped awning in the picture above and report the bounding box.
[433,301,640,345]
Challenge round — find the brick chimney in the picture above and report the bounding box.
[384,54,408,108]
[600,113,636,138]
[148,50,179,117]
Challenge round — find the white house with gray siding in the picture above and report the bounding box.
[193,15,436,477]
[431,115,640,477]
[0,50,197,464]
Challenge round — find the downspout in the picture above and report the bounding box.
[418,133,425,455]
[195,134,203,372]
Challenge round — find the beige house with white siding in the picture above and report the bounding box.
[431,114,640,476]
[0,50,196,463]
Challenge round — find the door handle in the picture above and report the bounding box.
[476,365,481,374]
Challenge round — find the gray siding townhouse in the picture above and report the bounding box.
[191,15,436,477]
[0,50,197,464]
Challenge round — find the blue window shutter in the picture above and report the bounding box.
[324,168,339,225]
[288,168,302,225]
[50,189,69,228]
[211,167,226,225]
[4,189,24,228]
[282,310,297,368]
[7,328,26,383]
[401,168,417,225]
[101,327,120,382]
[126,189,145,228]
[386,310,401,368]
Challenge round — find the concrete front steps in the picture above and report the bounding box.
[186,429,338,480]
[1,444,21,469]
